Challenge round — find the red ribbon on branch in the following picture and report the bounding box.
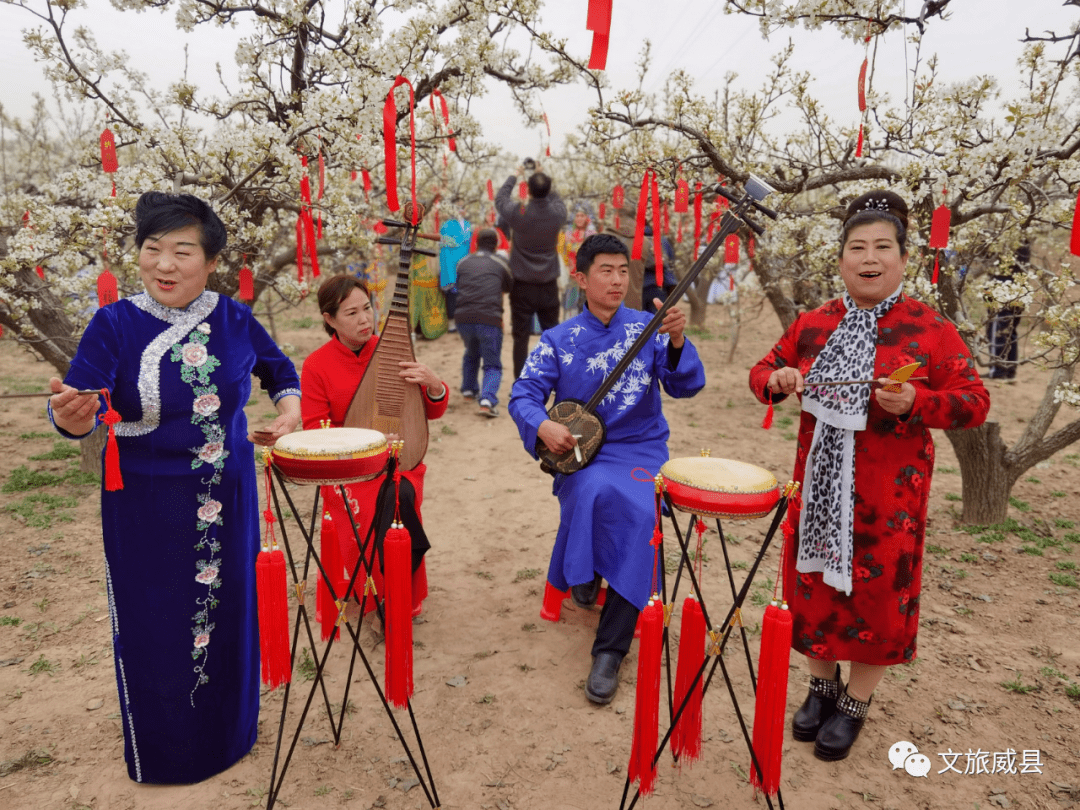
[631,169,664,286]
[585,0,613,70]
[383,76,418,222]
[429,88,457,152]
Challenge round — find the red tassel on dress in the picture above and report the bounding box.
[670,595,706,765]
[100,390,123,491]
[749,601,792,797]
[628,597,664,796]
[384,522,413,708]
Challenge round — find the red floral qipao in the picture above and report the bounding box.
[749,295,989,665]
[301,334,447,615]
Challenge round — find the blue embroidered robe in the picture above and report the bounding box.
[508,306,706,608]
[52,291,300,784]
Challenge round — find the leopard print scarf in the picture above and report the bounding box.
[797,285,903,595]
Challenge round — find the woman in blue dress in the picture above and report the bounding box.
[48,192,301,784]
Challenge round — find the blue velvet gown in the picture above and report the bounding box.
[508,306,706,609]
[52,291,300,784]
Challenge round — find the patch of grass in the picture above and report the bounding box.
[521,623,537,632]
[19,431,55,440]
[4,493,78,529]
[1025,476,1041,484]
[944,493,962,502]
[28,441,80,461]
[975,531,1006,544]
[685,325,713,340]
[1001,675,1037,694]
[937,465,959,474]
[1020,546,1044,556]
[731,560,748,570]
[440,424,457,436]
[475,571,494,580]
[2,465,66,493]
[1051,491,1066,498]
[1040,666,1066,679]
[513,568,542,583]
[296,647,317,682]
[1066,683,1080,700]
[518,663,535,672]
[953,606,974,617]
[777,416,794,429]
[28,655,57,676]
[959,553,978,563]
[1057,561,1078,571]
[926,544,949,555]
[0,749,54,777]
[1055,519,1075,529]
[1009,497,1031,513]
[1049,572,1078,588]
[33,598,50,613]
[64,470,99,487]
[0,616,22,627]
[1065,533,1080,544]
[314,784,333,796]
[477,693,496,704]
[782,432,798,442]
[72,653,98,670]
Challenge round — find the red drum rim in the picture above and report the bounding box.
[660,457,779,520]
[271,427,389,486]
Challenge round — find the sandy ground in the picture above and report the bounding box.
[2,293,1079,810]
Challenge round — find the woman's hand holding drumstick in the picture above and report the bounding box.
[48,377,99,436]
[767,367,805,396]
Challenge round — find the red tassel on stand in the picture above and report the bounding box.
[628,595,663,795]
[749,600,792,796]
[384,442,414,708]
[317,515,342,641]
[99,389,123,491]
[257,456,292,689]
[670,593,706,765]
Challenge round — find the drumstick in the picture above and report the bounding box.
[0,389,102,399]
[805,377,929,387]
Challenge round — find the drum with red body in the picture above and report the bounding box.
[660,457,779,519]
[271,427,389,486]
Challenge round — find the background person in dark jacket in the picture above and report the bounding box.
[455,228,514,416]
[495,166,567,377]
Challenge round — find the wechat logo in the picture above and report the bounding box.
[889,741,931,777]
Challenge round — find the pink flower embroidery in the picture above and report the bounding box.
[811,643,830,657]
[855,566,872,580]
[910,473,923,488]
[858,630,874,641]
[195,566,219,585]
[194,633,210,648]
[198,442,224,464]
[902,518,918,533]
[193,394,221,416]
[197,500,222,523]
[196,323,211,335]
[182,343,209,367]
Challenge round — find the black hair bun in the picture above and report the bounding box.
[845,190,909,230]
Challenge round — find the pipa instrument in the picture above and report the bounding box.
[538,175,779,476]
[344,202,439,471]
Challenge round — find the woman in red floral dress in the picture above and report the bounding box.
[749,191,989,761]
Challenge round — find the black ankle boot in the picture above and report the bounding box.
[792,664,842,742]
[814,687,871,761]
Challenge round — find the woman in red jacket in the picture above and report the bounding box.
[301,275,447,624]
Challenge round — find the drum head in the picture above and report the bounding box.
[660,457,779,519]
[272,427,389,485]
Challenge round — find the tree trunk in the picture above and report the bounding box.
[687,289,707,327]
[79,429,106,478]
[944,421,1016,525]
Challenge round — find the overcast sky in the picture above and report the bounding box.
[1,0,1076,158]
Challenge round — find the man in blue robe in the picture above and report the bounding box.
[508,234,706,704]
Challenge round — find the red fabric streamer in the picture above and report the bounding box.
[100,389,123,491]
[858,58,868,112]
[674,178,690,213]
[295,216,305,282]
[362,169,372,198]
[486,179,494,201]
[693,183,703,258]
[429,88,457,152]
[671,595,706,765]
[749,602,793,796]
[1071,189,1080,257]
[586,0,613,70]
[316,151,325,239]
[725,233,740,264]
[628,597,663,795]
[97,270,118,308]
[383,76,418,220]
[100,128,119,173]
[662,202,670,234]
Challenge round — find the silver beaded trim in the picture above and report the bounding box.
[809,673,841,699]
[837,689,871,719]
[118,292,220,437]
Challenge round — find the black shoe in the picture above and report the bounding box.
[792,664,842,742]
[570,573,602,609]
[586,652,622,704]
[814,688,871,761]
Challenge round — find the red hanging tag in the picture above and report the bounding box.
[725,234,740,264]
[519,181,528,201]
[586,0,613,70]
[929,204,951,248]
[383,76,418,217]
[1071,188,1080,257]
[100,128,119,173]
[748,236,756,259]
[614,213,621,231]
[631,171,650,260]
[858,58,868,112]
[430,88,457,152]
[486,179,494,201]
[674,178,689,213]
[97,270,118,307]
[239,253,254,302]
[693,183,703,257]
[362,169,372,198]
[599,202,606,220]
[612,184,625,209]
[100,388,124,491]
[351,170,358,182]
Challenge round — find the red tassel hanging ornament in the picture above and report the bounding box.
[96,229,118,307]
[101,127,119,196]
[256,455,292,689]
[929,187,951,285]
[599,202,606,221]
[612,184,625,210]
[238,254,254,303]
[316,514,343,642]
[383,76,418,220]
[724,233,740,264]
[676,219,684,244]
[1070,188,1080,257]
[761,399,775,430]
[674,174,690,213]
[298,155,321,278]
[295,216,305,283]
[671,592,706,765]
[628,595,663,795]
[749,533,792,798]
[362,168,373,201]
[543,111,552,157]
[585,0,613,70]
[519,181,528,202]
[99,388,123,491]
[384,442,414,709]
